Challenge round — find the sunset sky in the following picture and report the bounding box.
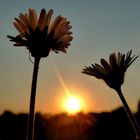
[0,0,140,114]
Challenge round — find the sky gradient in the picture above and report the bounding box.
[0,0,140,114]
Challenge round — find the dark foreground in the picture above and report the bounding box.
[0,102,140,140]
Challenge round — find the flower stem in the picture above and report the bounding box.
[116,88,140,140]
[26,57,41,140]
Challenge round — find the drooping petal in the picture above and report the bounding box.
[7,35,27,46]
[56,42,71,51]
[53,47,67,53]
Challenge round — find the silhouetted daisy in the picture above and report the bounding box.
[82,50,140,139]
[82,50,138,90]
[7,8,73,57]
[7,8,73,140]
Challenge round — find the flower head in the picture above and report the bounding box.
[82,50,138,90]
[7,8,73,57]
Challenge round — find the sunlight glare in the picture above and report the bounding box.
[65,96,82,114]
[52,64,85,114]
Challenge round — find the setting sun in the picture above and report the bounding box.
[65,96,82,114]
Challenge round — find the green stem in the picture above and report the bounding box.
[116,87,140,140]
[26,57,41,140]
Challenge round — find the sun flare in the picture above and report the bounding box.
[65,96,82,114]
[52,65,85,114]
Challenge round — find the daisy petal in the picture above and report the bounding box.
[43,9,53,29]
[117,52,123,65]
[57,35,73,43]
[19,13,30,30]
[95,63,107,75]
[28,9,37,30]
[14,18,28,34]
[109,53,117,68]
[101,58,110,72]
[13,22,25,35]
[55,20,71,38]
[38,9,47,31]
[48,15,62,35]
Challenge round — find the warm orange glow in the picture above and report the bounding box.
[65,96,82,114]
[52,64,87,114]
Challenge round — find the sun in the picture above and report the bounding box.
[65,96,82,114]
